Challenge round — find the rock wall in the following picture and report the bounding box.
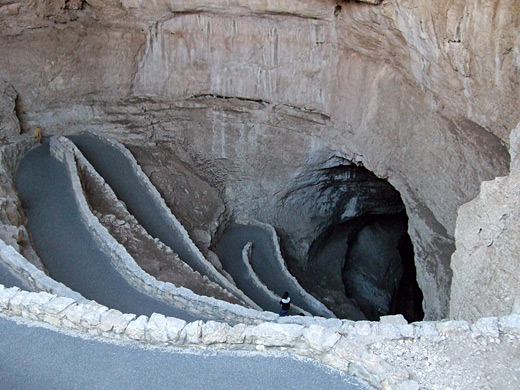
[0,0,518,319]
[450,121,520,321]
[0,82,42,269]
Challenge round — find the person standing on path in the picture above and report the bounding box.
[279,291,291,317]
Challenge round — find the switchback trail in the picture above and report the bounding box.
[214,223,321,315]
[15,142,200,322]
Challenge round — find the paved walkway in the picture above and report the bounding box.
[214,224,285,313]
[15,142,200,322]
[214,223,320,315]
[0,315,369,390]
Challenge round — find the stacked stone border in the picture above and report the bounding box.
[2,284,519,390]
[0,240,87,303]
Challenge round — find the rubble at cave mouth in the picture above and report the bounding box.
[280,160,424,322]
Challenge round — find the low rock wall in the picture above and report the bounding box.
[2,284,519,390]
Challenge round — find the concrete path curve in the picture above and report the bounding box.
[215,223,329,316]
[241,242,309,315]
[15,142,200,322]
[0,315,369,390]
[214,237,281,313]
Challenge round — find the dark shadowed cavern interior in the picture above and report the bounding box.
[273,160,424,321]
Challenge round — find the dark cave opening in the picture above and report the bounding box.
[342,213,424,322]
[391,232,424,322]
[282,159,424,322]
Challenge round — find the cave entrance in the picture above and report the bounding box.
[282,158,424,322]
[341,213,424,322]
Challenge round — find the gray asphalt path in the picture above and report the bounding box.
[214,224,319,315]
[214,234,280,313]
[0,315,369,390]
[15,142,200,322]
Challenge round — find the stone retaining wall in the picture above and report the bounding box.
[2,284,519,390]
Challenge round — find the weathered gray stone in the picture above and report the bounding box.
[397,380,420,390]
[499,314,520,334]
[227,323,247,344]
[42,297,78,326]
[146,313,169,344]
[471,317,499,338]
[375,323,402,340]
[80,303,109,328]
[62,303,90,329]
[413,321,440,340]
[332,338,367,364]
[202,320,230,344]
[339,321,356,336]
[0,286,20,310]
[181,320,203,344]
[450,122,520,321]
[0,79,20,140]
[302,325,341,352]
[43,296,77,316]
[7,289,28,315]
[20,291,54,316]
[354,321,373,337]
[436,320,471,336]
[380,314,408,326]
[164,317,187,342]
[245,323,304,347]
[361,350,389,376]
[397,324,415,339]
[98,309,135,333]
[125,315,148,340]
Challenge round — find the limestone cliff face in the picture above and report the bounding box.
[0,0,518,319]
[450,121,520,321]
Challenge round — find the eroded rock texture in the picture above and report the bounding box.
[450,122,520,321]
[0,82,42,269]
[0,0,518,319]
